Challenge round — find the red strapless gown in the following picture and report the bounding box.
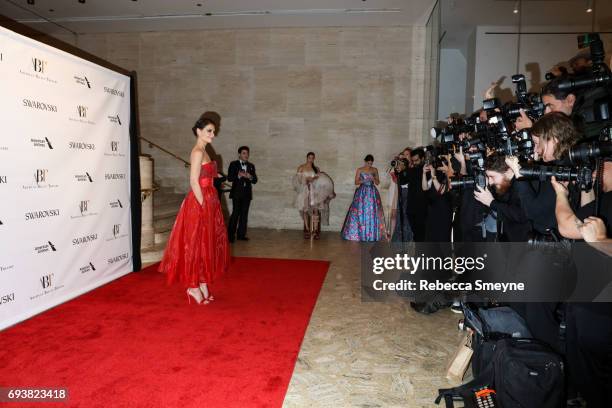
[159,161,230,288]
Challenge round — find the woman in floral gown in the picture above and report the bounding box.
[341,155,387,241]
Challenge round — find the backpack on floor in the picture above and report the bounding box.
[435,337,565,408]
[461,303,533,377]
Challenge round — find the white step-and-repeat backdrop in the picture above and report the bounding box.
[0,26,134,330]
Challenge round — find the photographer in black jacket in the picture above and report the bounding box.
[506,112,581,235]
[505,112,581,355]
[552,161,612,408]
[406,148,428,241]
[473,154,530,242]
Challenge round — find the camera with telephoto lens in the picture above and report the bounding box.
[568,138,612,164]
[520,164,594,191]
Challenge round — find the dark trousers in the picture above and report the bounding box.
[408,212,426,242]
[566,303,612,406]
[228,198,250,239]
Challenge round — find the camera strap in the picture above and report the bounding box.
[595,158,604,218]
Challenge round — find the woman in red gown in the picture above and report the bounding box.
[159,115,230,304]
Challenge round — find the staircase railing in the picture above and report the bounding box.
[140,136,190,168]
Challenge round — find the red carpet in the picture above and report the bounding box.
[0,257,329,408]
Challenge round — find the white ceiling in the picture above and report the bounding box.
[0,0,437,37]
[441,0,612,50]
[3,0,611,51]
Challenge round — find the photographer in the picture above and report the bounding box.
[452,147,497,242]
[515,77,577,131]
[551,162,612,408]
[422,158,453,242]
[473,154,530,242]
[507,111,581,234]
[391,150,414,242]
[569,49,592,77]
[504,112,581,355]
[406,148,427,241]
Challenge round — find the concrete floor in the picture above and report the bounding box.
[230,228,463,408]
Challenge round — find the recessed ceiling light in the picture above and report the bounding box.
[49,8,54,12]
[27,0,35,5]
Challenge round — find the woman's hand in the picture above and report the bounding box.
[505,156,522,178]
[579,216,608,242]
[550,176,570,197]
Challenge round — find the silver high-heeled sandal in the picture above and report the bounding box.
[186,288,204,305]
[199,283,214,303]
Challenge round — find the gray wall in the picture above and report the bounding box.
[76,26,429,230]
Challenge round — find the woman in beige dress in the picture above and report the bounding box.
[294,152,336,239]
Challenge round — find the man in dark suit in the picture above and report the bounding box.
[227,146,257,242]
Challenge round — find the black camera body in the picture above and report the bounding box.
[502,74,545,121]
[390,157,410,168]
[450,170,487,190]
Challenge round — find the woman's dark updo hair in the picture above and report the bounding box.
[192,116,216,137]
[306,151,319,174]
[364,154,374,162]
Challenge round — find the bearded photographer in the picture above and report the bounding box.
[551,162,612,408]
[472,154,530,242]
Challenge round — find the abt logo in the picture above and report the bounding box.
[113,224,120,238]
[77,105,88,118]
[80,200,90,215]
[111,141,118,152]
[32,57,47,73]
[0,176,6,184]
[35,169,48,185]
[108,115,122,125]
[40,273,54,289]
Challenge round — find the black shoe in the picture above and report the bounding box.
[237,236,249,241]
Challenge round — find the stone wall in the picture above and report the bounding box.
[76,26,428,230]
